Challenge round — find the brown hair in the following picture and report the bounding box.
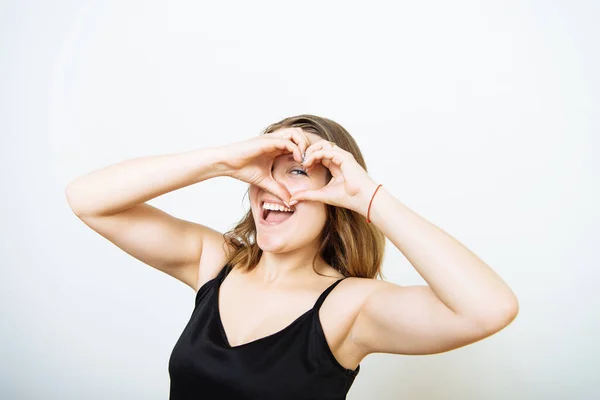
[221,114,386,280]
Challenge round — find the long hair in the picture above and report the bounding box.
[221,114,386,280]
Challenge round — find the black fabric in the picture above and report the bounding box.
[168,263,360,399]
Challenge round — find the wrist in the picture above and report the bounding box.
[365,183,383,223]
[207,145,236,178]
[355,180,380,217]
[185,146,232,181]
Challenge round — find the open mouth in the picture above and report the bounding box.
[260,201,296,225]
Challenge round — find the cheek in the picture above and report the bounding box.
[288,174,328,194]
[305,204,328,222]
[287,181,308,193]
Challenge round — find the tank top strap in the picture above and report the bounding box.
[218,263,233,281]
[313,277,347,311]
[212,263,232,288]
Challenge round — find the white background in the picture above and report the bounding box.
[1,0,598,399]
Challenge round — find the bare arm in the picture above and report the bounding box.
[349,185,518,356]
[65,146,233,290]
[65,147,229,217]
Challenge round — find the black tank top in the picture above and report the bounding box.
[168,263,360,399]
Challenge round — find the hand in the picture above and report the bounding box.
[218,129,307,206]
[289,140,379,215]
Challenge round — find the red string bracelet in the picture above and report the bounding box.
[366,183,383,223]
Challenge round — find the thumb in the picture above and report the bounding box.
[263,180,292,205]
[290,189,321,203]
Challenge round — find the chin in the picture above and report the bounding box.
[256,237,291,253]
[256,226,292,249]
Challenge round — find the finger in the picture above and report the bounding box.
[285,129,306,163]
[269,128,309,162]
[303,150,343,180]
[269,137,302,163]
[292,127,311,158]
[304,139,338,162]
[285,128,310,162]
[261,179,292,205]
[290,189,320,203]
[303,148,345,169]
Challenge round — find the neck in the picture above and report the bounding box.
[253,246,325,285]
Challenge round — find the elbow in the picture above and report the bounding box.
[65,182,86,217]
[480,293,520,334]
[64,184,79,214]
[498,293,519,326]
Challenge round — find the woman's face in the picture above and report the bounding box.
[249,131,331,253]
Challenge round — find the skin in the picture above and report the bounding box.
[247,129,342,286]
[218,129,358,354]
[238,126,519,361]
[66,122,518,368]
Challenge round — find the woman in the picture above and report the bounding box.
[65,114,519,399]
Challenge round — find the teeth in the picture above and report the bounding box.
[262,202,294,213]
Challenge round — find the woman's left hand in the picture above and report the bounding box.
[289,140,379,215]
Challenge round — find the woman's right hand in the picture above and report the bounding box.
[218,128,310,205]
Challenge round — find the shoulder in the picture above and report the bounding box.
[333,275,391,309]
[318,264,390,308]
[326,275,404,339]
[318,275,392,368]
[342,275,394,293]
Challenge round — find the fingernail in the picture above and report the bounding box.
[289,200,298,206]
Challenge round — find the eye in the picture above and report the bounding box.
[291,168,308,176]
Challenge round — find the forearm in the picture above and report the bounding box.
[65,146,229,217]
[365,185,518,327]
